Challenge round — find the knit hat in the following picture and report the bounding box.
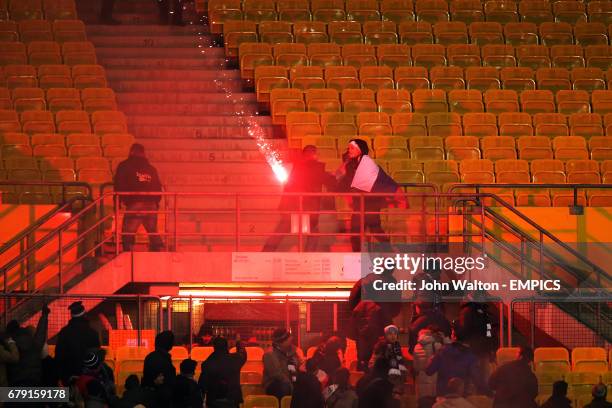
[83,351,100,369]
[384,325,399,336]
[68,301,85,318]
[349,138,369,156]
[272,328,291,344]
[592,383,607,398]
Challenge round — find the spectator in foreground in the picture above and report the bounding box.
[118,374,154,408]
[199,336,246,408]
[114,143,164,252]
[143,331,176,406]
[171,359,202,408]
[76,350,117,405]
[584,383,612,408]
[323,367,358,408]
[413,326,449,399]
[425,323,486,397]
[458,300,497,388]
[310,336,345,383]
[488,346,537,408]
[85,380,110,408]
[291,358,325,408]
[356,357,398,408]
[56,301,101,385]
[541,381,571,408]
[0,333,18,386]
[431,378,476,408]
[262,145,336,252]
[370,325,409,383]
[263,328,301,400]
[409,302,451,353]
[6,304,50,386]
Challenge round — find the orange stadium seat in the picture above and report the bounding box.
[399,21,433,45]
[450,0,483,24]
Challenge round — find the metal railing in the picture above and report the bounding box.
[0,181,93,204]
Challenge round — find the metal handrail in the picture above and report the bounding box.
[0,181,93,201]
[0,194,90,256]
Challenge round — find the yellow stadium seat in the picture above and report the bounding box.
[445,136,480,160]
[4,64,37,88]
[255,65,289,104]
[381,0,414,24]
[484,0,517,24]
[190,346,214,362]
[395,66,429,92]
[328,21,363,45]
[517,136,553,160]
[359,65,394,91]
[566,372,601,402]
[500,66,535,92]
[376,44,410,68]
[61,41,96,66]
[391,112,427,137]
[357,111,391,135]
[115,346,150,361]
[433,21,468,45]
[520,89,555,114]
[241,371,263,384]
[21,110,55,133]
[277,0,310,22]
[430,65,464,91]
[321,111,356,135]
[409,135,444,160]
[469,22,503,46]
[481,136,517,160]
[412,43,446,70]
[273,43,307,68]
[280,396,291,408]
[243,395,279,408]
[363,21,398,45]
[537,67,572,93]
[72,64,107,89]
[223,21,258,59]
[91,110,127,134]
[311,0,345,22]
[325,65,359,92]
[52,20,86,43]
[81,87,117,112]
[18,19,52,43]
[38,64,72,88]
[535,370,566,396]
[465,66,500,92]
[341,88,376,113]
[301,135,337,155]
[534,347,570,369]
[377,89,411,114]
[293,22,328,45]
[484,89,519,114]
[241,385,265,399]
[9,0,43,21]
[306,88,341,113]
[270,88,304,125]
[496,347,519,366]
[341,44,377,68]
[47,87,81,111]
[307,42,341,67]
[482,44,516,69]
[346,0,381,23]
[503,22,538,47]
[374,135,408,159]
[412,89,448,114]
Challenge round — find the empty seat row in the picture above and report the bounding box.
[0,131,133,150]
[297,133,611,163]
[0,19,86,42]
[0,41,97,66]
[0,0,77,21]
[268,87,612,124]
[0,109,128,134]
[0,64,107,89]
[228,20,612,48]
[233,40,612,73]
[0,87,116,112]
[286,111,612,139]
[210,0,612,26]
[254,64,612,110]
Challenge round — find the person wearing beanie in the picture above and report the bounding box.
[143,331,176,407]
[263,328,302,400]
[199,336,246,408]
[584,383,612,408]
[75,349,118,406]
[114,143,164,252]
[171,358,203,408]
[56,301,101,385]
[369,325,409,400]
[336,138,398,252]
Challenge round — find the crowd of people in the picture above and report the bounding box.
[0,300,608,408]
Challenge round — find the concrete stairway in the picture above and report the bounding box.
[77,0,289,251]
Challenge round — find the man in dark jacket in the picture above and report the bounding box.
[357,357,398,408]
[143,331,176,407]
[199,336,246,408]
[541,381,571,408]
[114,143,164,252]
[263,328,302,400]
[291,358,324,408]
[348,272,402,372]
[55,301,100,385]
[6,304,49,386]
[425,323,486,397]
[263,145,336,252]
[172,359,203,408]
[488,346,538,408]
[584,383,612,408]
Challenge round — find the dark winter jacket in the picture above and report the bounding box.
[584,398,612,408]
[540,395,573,408]
[114,155,162,205]
[458,302,497,358]
[356,374,397,408]
[488,359,538,408]
[199,344,246,406]
[142,349,176,389]
[56,316,100,384]
[171,374,203,408]
[291,371,324,408]
[8,313,48,385]
[281,159,336,211]
[117,385,156,408]
[263,345,301,394]
[425,342,485,397]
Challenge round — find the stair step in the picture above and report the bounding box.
[122,103,258,116]
[162,172,277,187]
[90,35,211,48]
[148,149,265,162]
[87,24,206,36]
[128,125,279,139]
[124,115,272,126]
[108,68,236,81]
[117,92,253,104]
[112,79,240,92]
[155,161,272,174]
[96,47,220,58]
[140,138,285,151]
[98,57,226,69]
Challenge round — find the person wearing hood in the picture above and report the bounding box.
[56,301,101,385]
[540,381,572,408]
[5,304,49,386]
[412,326,449,399]
[114,143,164,252]
[199,336,246,408]
[143,330,176,407]
[336,138,399,252]
[584,383,612,408]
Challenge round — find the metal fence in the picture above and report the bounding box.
[510,297,612,349]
